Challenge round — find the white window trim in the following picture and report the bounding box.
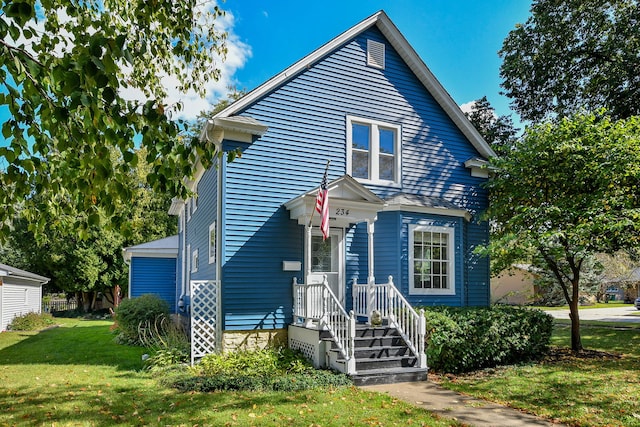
[346,115,401,186]
[186,198,192,222]
[408,224,456,296]
[192,248,199,273]
[208,221,216,264]
[192,193,198,214]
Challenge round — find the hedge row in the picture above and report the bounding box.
[422,305,553,373]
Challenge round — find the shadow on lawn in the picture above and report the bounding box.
[0,323,146,370]
[1,377,340,427]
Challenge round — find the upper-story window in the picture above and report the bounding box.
[347,116,401,185]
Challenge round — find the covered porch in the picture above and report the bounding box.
[284,175,426,382]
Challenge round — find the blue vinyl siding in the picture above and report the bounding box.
[210,26,490,329]
[186,166,218,282]
[130,257,177,312]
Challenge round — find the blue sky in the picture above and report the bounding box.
[221,0,532,122]
[0,1,532,147]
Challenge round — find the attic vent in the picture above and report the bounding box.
[367,39,385,69]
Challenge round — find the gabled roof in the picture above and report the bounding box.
[0,263,49,285]
[122,235,179,261]
[205,10,495,159]
[284,175,385,227]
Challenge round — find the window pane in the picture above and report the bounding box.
[433,276,441,289]
[379,153,394,181]
[352,123,370,150]
[379,128,395,154]
[352,150,369,179]
[311,236,332,272]
[433,262,440,274]
[413,243,422,260]
[414,275,423,288]
[433,247,441,260]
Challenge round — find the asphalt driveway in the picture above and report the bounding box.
[545,305,640,323]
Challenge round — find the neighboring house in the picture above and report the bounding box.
[135,11,494,384]
[491,264,539,305]
[0,263,50,331]
[603,267,640,303]
[122,235,179,312]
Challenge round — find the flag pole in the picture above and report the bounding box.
[308,160,331,228]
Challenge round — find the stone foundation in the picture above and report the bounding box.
[221,329,288,352]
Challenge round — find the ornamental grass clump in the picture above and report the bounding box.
[113,294,170,345]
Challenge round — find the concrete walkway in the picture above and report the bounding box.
[362,380,562,427]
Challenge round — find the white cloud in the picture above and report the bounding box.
[120,6,252,121]
[459,101,476,114]
[166,9,252,120]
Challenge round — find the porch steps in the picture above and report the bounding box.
[323,324,427,386]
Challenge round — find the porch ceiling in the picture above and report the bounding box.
[284,175,384,228]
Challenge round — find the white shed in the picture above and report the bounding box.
[0,263,50,331]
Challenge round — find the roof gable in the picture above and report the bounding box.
[284,175,385,227]
[205,10,495,160]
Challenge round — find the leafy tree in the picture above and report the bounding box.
[484,111,640,351]
[499,0,640,122]
[0,0,227,238]
[0,148,176,309]
[463,96,519,156]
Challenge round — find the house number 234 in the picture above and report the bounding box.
[335,208,350,216]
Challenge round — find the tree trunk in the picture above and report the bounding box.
[569,279,583,352]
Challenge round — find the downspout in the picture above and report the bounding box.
[216,152,224,350]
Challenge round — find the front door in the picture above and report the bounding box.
[308,228,344,305]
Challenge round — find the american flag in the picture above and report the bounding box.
[315,166,329,240]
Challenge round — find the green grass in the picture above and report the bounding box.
[439,322,640,427]
[533,301,633,310]
[0,318,459,427]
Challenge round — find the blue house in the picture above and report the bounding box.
[163,11,494,383]
[123,235,179,312]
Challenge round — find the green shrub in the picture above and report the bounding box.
[422,305,553,373]
[113,294,169,345]
[8,312,55,331]
[195,347,313,377]
[169,369,352,392]
[167,347,351,392]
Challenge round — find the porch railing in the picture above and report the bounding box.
[352,276,426,368]
[293,276,356,373]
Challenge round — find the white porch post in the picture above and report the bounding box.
[366,219,375,323]
[304,224,313,328]
[305,224,312,278]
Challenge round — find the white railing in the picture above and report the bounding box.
[293,276,356,373]
[352,276,426,368]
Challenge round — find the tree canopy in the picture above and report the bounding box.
[0,0,227,238]
[499,0,640,122]
[484,111,640,350]
[0,147,177,308]
[463,96,519,156]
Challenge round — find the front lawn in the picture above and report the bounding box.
[0,318,457,426]
[438,323,640,427]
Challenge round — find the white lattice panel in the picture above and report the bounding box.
[190,280,219,365]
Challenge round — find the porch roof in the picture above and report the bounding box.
[284,175,384,228]
[383,193,473,221]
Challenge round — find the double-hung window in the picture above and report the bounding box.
[409,224,455,295]
[347,116,401,185]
